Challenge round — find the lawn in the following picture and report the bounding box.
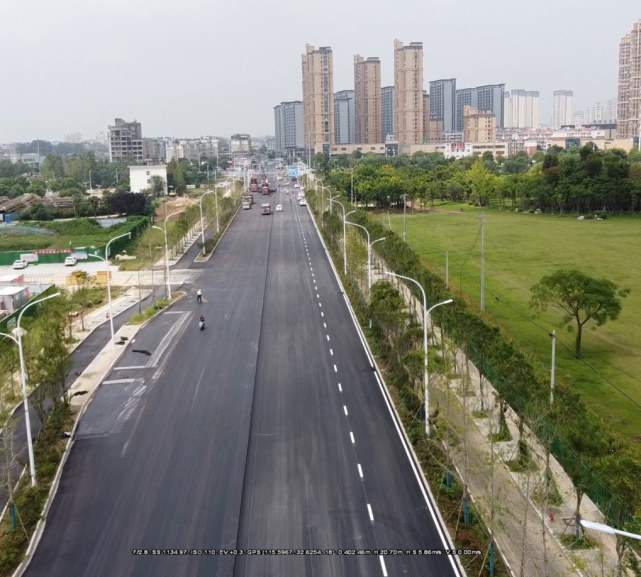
[386,203,641,442]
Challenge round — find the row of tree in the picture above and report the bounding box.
[316,145,641,214]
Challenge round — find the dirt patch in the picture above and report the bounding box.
[155,197,198,220]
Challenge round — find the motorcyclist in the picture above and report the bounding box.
[199,315,205,330]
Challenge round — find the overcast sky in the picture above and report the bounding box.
[0,0,638,143]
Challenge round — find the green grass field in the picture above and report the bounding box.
[386,203,641,441]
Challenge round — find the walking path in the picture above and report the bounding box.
[363,253,622,577]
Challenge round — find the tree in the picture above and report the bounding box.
[40,154,65,180]
[106,192,149,216]
[530,269,630,357]
[148,175,166,198]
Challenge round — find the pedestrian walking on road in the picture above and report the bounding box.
[197,289,202,303]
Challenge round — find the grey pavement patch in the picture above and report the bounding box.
[76,379,146,439]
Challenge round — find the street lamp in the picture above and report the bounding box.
[329,194,339,215]
[88,231,131,349]
[152,208,186,300]
[198,190,219,254]
[580,519,641,541]
[3,291,61,486]
[328,197,351,275]
[345,221,384,301]
[386,270,452,437]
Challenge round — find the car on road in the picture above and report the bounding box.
[242,201,251,210]
[276,204,283,212]
[64,256,78,266]
[294,183,300,188]
[299,199,307,206]
[13,259,29,270]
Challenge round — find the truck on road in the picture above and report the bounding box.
[261,203,271,215]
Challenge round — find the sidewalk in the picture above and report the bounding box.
[368,254,621,577]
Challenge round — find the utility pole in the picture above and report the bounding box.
[480,212,486,311]
[403,193,407,242]
[350,167,354,205]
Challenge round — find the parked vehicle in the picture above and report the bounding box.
[64,256,78,266]
[12,259,28,270]
[261,203,272,215]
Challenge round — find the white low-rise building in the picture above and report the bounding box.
[129,165,168,195]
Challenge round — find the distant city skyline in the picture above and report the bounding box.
[0,0,639,142]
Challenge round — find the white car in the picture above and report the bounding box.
[276,204,283,212]
[294,183,300,188]
[13,259,28,270]
[299,199,307,206]
[64,256,78,266]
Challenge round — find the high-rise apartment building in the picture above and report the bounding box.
[381,86,395,140]
[617,20,641,139]
[108,118,143,162]
[334,90,356,144]
[455,87,476,132]
[429,79,456,133]
[274,101,305,151]
[552,90,574,128]
[354,55,382,144]
[423,93,443,142]
[394,39,424,146]
[463,106,496,143]
[476,84,505,128]
[302,44,335,150]
[504,90,540,128]
[605,98,618,124]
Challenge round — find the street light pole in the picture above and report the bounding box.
[152,208,186,300]
[403,193,407,242]
[345,221,384,302]
[9,291,61,486]
[385,271,452,436]
[102,232,131,349]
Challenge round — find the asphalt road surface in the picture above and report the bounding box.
[25,176,463,577]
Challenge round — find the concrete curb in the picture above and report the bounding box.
[194,199,243,263]
[11,293,186,576]
[305,202,467,577]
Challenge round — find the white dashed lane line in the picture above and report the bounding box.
[367,504,374,521]
[358,464,363,478]
[326,335,330,341]
[330,349,333,356]
[350,432,355,443]
[333,364,337,372]
[344,406,348,416]
[380,556,388,576]
[338,383,342,391]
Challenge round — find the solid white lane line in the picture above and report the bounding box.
[358,464,363,478]
[330,349,333,355]
[367,504,374,521]
[334,364,337,372]
[344,406,348,416]
[338,383,342,391]
[350,432,355,444]
[380,556,388,576]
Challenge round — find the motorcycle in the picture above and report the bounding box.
[199,318,205,331]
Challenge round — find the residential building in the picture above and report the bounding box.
[617,20,641,139]
[394,39,424,146]
[429,79,456,133]
[605,98,618,124]
[274,101,305,152]
[423,93,443,142]
[504,90,540,128]
[143,138,166,163]
[231,134,251,155]
[463,106,496,143]
[334,90,356,145]
[476,84,505,128]
[95,132,108,146]
[65,132,83,143]
[455,87,476,132]
[129,165,168,195]
[314,142,388,157]
[302,44,335,151]
[354,55,382,144]
[108,118,143,162]
[381,86,395,140]
[552,90,574,128]
[165,141,187,162]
